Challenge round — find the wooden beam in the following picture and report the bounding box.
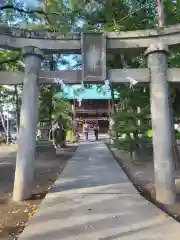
[75,117,108,121]
[75,109,109,114]
[0,68,180,85]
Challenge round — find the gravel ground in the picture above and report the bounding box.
[0,144,77,240]
[108,144,180,222]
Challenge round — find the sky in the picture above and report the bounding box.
[0,0,37,8]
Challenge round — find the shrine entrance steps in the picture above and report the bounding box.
[19,141,180,240]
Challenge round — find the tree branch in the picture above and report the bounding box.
[0,4,51,25]
[0,55,20,64]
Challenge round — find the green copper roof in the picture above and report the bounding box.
[54,84,119,100]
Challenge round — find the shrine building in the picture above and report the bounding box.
[55,84,119,133]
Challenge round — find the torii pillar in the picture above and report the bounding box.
[145,43,176,205]
[13,46,43,201]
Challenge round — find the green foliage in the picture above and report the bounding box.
[52,97,71,121]
[175,129,180,139]
[112,85,150,154]
[38,84,72,126]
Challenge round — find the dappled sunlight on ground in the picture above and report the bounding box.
[19,141,180,240]
[0,143,77,239]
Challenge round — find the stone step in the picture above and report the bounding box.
[37,139,53,146]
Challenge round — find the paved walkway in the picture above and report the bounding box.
[19,141,180,240]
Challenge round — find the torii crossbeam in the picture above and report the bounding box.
[0,68,180,85]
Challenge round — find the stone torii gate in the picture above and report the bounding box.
[0,25,180,205]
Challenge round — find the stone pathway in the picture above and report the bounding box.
[19,141,180,240]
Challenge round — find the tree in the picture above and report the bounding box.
[0,1,77,132]
[113,85,150,158]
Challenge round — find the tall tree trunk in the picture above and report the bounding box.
[14,85,20,131]
[109,84,116,141]
[72,99,76,138]
[0,105,6,133]
[48,55,56,127]
[170,98,180,169]
[110,84,115,114]
[48,86,53,127]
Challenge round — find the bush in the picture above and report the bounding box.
[175,130,180,139]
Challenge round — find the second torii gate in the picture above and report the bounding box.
[0,25,179,205]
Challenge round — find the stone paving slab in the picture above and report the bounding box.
[19,141,180,240]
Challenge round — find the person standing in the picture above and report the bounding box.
[57,114,67,148]
[93,121,99,141]
[83,121,89,140]
[51,120,58,147]
[36,128,41,141]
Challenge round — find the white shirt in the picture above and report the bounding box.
[83,123,89,132]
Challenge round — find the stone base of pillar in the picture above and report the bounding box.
[36,142,56,157]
